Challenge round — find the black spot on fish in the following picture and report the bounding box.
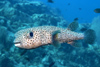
[35,37,37,39]
[48,37,49,39]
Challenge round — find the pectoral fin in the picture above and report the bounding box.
[52,30,61,48]
[68,41,82,47]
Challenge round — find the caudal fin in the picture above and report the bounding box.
[84,29,96,44]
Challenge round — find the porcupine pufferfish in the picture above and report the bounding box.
[14,22,96,49]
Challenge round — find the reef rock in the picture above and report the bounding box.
[31,14,68,26]
[14,1,52,15]
[0,26,8,45]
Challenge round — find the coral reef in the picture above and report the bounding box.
[0,0,100,67]
[31,14,67,26]
[0,1,67,32]
[0,26,8,45]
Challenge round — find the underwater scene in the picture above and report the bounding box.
[0,0,100,67]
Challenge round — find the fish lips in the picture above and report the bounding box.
[14,42,21,47]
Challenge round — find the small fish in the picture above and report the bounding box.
[48,0,54,3]
[74,18,78,21]
[14,22,96,49]
[79,8,82,10]
[68,3,70,6]
[94,8,100,13]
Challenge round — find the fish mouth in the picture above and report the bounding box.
[14,42,21,46]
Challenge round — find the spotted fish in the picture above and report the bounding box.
[14,22,96,49]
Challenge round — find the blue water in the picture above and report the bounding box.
[0,0,100,67]
[39,0,100,23]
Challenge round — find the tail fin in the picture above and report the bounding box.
[84,29,96,44]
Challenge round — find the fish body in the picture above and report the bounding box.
[14,26,85,49]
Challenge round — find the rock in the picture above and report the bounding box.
[31,14,68,26]
[0,1,15,19]
[0,16,7,26]
[0,57,14,67]
[14,1,50,15]
[0,26,8,45]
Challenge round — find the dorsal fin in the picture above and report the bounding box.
[67,19,79,31]
[52,30,61,47]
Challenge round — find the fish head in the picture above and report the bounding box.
[14,28,42,49]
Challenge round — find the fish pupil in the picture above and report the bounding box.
[30,32,33,37]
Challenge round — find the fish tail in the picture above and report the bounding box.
[84,29,96,44]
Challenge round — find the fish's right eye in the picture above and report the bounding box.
[29,32,33,37]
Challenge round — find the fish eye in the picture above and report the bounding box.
[29,32,33,37]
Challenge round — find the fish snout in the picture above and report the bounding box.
[14,41,21,47]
